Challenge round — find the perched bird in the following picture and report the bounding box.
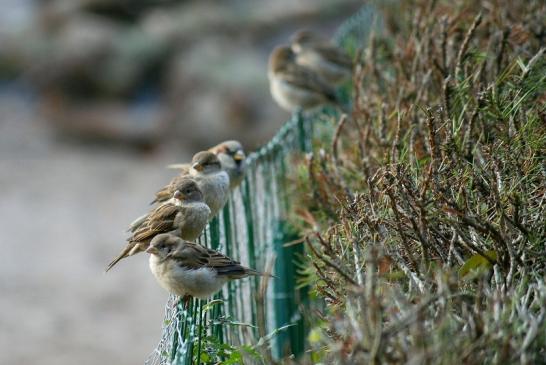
[268,45,341,113]
[128,145,240,232]
[208,140,247,189]
[291,30,353,85]
[154,151,230,219]
[106,179,210,271]
[146,234,270,300]
[168,140,247,190]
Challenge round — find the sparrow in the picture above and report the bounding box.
[106,179,211,271]
[268,45,342,113]
[208,140,247,189]
[290,30,353,85]
[146,233,270,300]
[154,151,230,219]
[168,140,247,190]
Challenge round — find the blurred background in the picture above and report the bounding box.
[0,0,361,364]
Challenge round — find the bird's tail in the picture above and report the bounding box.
[247,268,277,279]
[105,244,136,272]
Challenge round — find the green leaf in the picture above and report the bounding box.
[308,327,323,344]
[310,346,329,363]
[223,350,242,365]
[240,345,261,359]
[202,299,224,312]
[383,270,406,281]
[199,352,210,362]
[458,250,497,278]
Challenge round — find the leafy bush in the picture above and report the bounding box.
[293,0,546,363]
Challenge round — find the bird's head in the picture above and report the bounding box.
[146,234,182,258]
[269,46,295,73]
[172,178,203,203]
[291,30,321,52]
[212,140,246,167]
[191,151,222,173]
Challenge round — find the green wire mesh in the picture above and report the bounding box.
[144,113,315,365]
[144,6,376,364]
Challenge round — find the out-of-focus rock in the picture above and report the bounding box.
[40,91,170,148]
[38,0,188,28]
[97,27,170,97]
[29,15,169,98]
[55,14,117,63]
[37,14,119,88]
[165,37,279,149]
[1,0,361,149]
[140,0,359,43]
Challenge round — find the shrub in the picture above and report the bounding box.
[294,1,546,363]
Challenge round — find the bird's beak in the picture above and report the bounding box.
[233,150,245,162]
[146,246,159,255]
[192,162,204,172]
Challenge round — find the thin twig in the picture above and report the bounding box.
[306,237,360,287]
[455,13,483,80]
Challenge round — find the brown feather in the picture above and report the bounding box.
[152,176,182,204]
[313,44,353,69]
[105,241,150,272]
[281,63,338,103]
[168,242,262,279]
[131,204,179,242]
[106,202,180,271]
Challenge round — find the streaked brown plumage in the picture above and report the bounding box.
[153,152,230,219]
[291,30,353,84]
[268,46,340,112]
[168,140,247,190]
[208,140,246,189]
[147,234,271,299]
[106,179,210,271]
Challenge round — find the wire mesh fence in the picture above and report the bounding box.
[144,113,316,365]
[144,6,376,364]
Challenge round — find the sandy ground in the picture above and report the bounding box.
[0,92,192,365]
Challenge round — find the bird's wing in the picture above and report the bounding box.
[130,203,179,243]
[170,242,257,278]
[314,45,353,68]
[153,186,174,204]
[282,63,338,102]
[152,174,185,204]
